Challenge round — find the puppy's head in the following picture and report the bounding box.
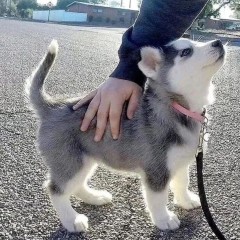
[138,38,226,109]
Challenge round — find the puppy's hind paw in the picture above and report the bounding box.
[174,191,201,210]
[78,189,112,206]
[88,190,112,206]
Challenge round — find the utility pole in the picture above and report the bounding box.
[5,0,8,12]
[47,1,53,22]
[120,0,123,7]
[9,0,12,16]
[129,0,131,9]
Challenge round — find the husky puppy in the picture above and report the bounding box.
[25,38,225,232]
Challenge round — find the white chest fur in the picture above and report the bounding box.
[167,123,201,175]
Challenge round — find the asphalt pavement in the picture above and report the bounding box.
[0,19,239,240]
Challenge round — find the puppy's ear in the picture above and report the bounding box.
[138,47,163,79]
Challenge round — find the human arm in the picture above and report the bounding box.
[110,0,209,88]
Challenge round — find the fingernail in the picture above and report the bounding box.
[113,135,118,140]
[128,113,133,119]
[94,136,100,142]
[80,125,87,131]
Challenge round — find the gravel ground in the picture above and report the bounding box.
[0,19,239,240]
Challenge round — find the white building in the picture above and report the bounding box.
[32,10,87,23]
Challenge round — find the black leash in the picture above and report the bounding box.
[196,109,227,240]
[196,151,226,240]
[196,109,226,240]
[172,105,228,239]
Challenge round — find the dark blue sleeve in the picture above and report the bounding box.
[110,0,209,88]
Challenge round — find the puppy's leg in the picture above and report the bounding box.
[47,183,88,232]
[143,184,180,230]
[47,156,101,232]
[49,191,88,232]
[170,165,200,210]
[74,156,112,206]
[142,170,180,231]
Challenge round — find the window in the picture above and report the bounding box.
[118,10,126,16]
[93,8,103,13]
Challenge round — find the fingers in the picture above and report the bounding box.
[73,89,97,110]
[94,98,110,142]
[80,93,100,132]
[109,100,124,140]
[77,79,142,142]
[82,94,123,142]
[127,89,141,119]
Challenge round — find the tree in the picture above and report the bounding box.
[0,0,19,16]
[56,0,107,9]
[232,1,240,18]
[233,4,240,18]
[109,0,120,7]
[17,0,37,18]
[0,0,7,16]
[91,0,106,4]
[200,0,240,18]
[37,4,50,10]
[199,1,217,18]
[17,0,37,12]
[9,2,17,15]
[137,0,142,9]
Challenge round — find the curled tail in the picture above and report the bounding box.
[25,40,58,117]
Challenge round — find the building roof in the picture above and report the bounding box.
[66,1,139,12]
[210,17,240,22]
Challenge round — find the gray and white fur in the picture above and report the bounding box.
[25,38,225,232]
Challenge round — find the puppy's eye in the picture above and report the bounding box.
[180,48,192,57]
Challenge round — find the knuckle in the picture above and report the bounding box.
[84,110,96,120]
[101,87,109,94]
[89,99,98,108]
[131,101,139,108]
[131,97,139,104]
[110,111,120,120]
[95,126,101,133]
[102,91,115,100]
[82,115,92,123]
[96,122,105,132]
[97,111,106,120]
[134,87,142,95]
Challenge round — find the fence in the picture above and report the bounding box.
[32,10,87,22]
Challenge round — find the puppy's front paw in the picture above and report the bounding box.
[174,191,201,210]
[63,214,88,232]
[74,214,89,232]
[153,211,180,231]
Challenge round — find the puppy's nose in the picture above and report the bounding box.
[212,40,223,48]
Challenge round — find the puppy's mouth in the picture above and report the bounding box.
[203,49,225,70]
[216,49,225,62]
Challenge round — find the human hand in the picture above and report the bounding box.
[73,77,142,142]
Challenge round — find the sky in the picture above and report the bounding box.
[37,0,57,6]
[219,5,234,19]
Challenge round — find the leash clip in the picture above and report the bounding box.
[196,108,208,155]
